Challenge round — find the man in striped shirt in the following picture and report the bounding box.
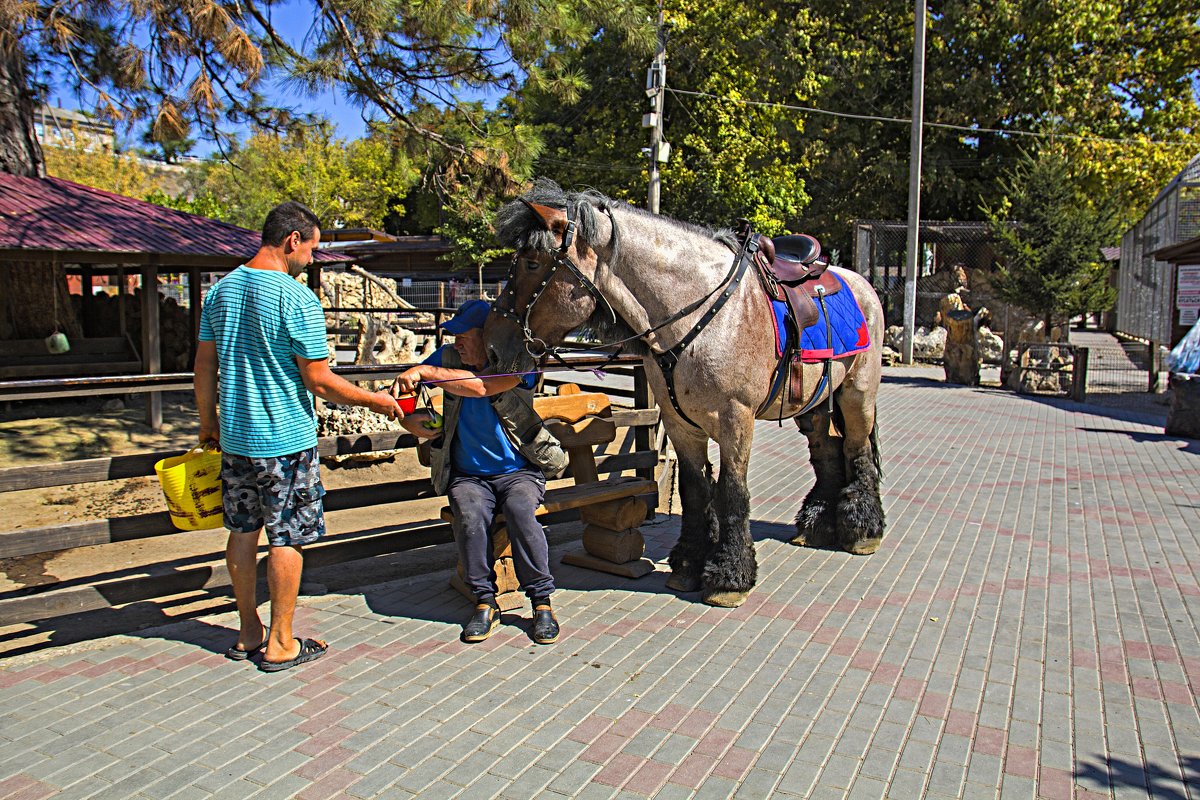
[195,201,402,672]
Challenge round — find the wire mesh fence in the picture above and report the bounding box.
[1081,342,1169,395]
[852,219,1003,332]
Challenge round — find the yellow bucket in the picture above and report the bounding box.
[155,447,224,530]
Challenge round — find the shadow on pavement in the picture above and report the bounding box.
[1075,753,1198,800]
[1079,426,1200,455]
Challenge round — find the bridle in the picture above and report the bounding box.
[493,198,757,428]
[493,199,617,361]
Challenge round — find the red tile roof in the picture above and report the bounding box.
[0,174,346,264]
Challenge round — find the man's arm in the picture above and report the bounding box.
[391,364,521,399]
[296,357,402,418]
[194,340,220,446]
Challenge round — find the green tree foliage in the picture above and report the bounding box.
[191,124,418,230]
[797,0,1200,247]
[1,0,654,181]
[982,147,1119,330]
[524,0,815,233]
[520,0,1198,254]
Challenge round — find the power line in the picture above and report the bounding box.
[666,87,1198,148]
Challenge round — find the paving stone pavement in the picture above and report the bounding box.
[1,369,1197,799]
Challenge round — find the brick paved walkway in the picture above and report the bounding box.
[1,369,1197,799]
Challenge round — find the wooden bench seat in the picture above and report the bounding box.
[439,385,659,609]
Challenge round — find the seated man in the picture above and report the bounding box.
[395,300,568,644]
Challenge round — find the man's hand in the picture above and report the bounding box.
[368,390,404,419]
[198,423,219,449]
[390,367,422,398]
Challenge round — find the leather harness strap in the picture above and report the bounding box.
[653,233,757,429]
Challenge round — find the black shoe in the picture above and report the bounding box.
[461,603,500,643]
[532,604,559,645]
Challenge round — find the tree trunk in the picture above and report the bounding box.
[0,42,44,177]
[0,260,83,340]
[0,44,82,342]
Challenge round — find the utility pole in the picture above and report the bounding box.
[901,0,927,364]
[644,0,667,214]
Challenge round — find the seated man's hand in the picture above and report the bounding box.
[368,390,404,419]
[391,368,422,397]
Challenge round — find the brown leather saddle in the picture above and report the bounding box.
[748,229,843,418]
[756,234,842,331]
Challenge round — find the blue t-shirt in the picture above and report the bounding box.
[198,267,329,457]
[424,346,536,476]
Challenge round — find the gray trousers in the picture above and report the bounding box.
[447,467,553,602]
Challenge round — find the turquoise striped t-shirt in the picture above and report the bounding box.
[198,267,329,458]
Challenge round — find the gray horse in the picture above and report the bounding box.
[485,180,885,608]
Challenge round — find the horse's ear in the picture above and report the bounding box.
[521,199,567,233]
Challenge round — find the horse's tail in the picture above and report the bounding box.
[870,411,882,482]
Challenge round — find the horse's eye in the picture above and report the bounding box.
[524,258,541,272]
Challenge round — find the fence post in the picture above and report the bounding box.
[633,365,656,482]
[1071,346,1089,403]
[1148,340,1160,392]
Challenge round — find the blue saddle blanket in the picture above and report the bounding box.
[770,273,871,362]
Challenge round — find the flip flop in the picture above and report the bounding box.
[224,627,270,661]
[258,637,328,673]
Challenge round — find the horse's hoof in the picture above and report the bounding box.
[791,527,835,548]
[702,590,749,608]
[666,573,701,593]
[845,537,882,555]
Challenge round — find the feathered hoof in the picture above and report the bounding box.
[844,537,882,555]
[665,573,701,593]
[791,527,835,548]
[702,590,749,608]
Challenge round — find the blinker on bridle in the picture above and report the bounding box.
[494,199,617,359]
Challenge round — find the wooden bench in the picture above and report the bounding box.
[438,386,658,609]
[0,336,141,380]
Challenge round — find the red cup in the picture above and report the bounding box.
[396,394,417,414]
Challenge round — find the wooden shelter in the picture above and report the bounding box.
[0,174,346,428]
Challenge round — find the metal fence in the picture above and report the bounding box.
[852,220,1002,331]
[378,279,507,310]
[1081,342,1169,395]
[1117,154,1200,345]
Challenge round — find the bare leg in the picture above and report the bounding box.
[226,530,265,650]
[263,544,306,663]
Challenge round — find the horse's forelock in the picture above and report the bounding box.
[496,179,617,256]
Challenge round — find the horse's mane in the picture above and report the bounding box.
[494,178,739,356]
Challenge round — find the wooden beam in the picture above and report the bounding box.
[0,478,436,558]
[140,264,162,430]
[188,266,202,368]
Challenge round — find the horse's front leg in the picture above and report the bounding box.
[702,412,758,608]
[665,428,717,593]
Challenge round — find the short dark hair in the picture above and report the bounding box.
[261,202,320,247]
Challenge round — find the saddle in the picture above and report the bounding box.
[743,225,843,417]
[755,233,842,334]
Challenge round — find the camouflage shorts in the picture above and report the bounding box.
[221,448,326,547]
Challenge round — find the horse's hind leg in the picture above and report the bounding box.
[792,407,846,548]
[665,429,717,593]
[835,386,885,555]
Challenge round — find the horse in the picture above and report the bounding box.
[483,180,885,608]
